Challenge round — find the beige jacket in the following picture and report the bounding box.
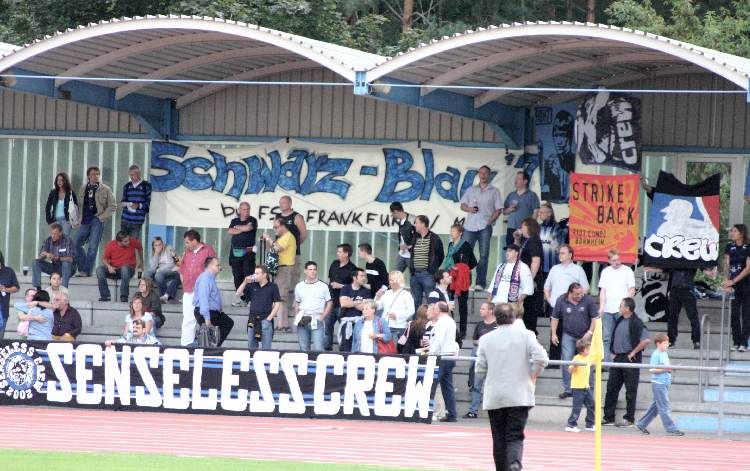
[475,324,549,410]
[72,182,117,227]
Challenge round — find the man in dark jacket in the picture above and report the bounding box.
[410,215,444,309]
[390,202,416,275]
[603,297,651,427]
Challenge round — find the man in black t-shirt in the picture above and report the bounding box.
[0,250,19,340]
[326,243,357,351]
[357,243,389,297]
[464,301,498,418]
[339,268,371,352]
[228,202,258,307]
[237,266,281,350]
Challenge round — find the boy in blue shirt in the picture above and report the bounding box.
[635,333,685,436]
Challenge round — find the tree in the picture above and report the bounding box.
[605,0,750,58]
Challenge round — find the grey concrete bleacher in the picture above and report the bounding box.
[4,275,749,432]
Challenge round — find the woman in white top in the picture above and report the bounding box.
[124,294,154,337]
[352,299,392,354]
[47,272,69,298]
[145,236,181,302]
[375,270,415,352]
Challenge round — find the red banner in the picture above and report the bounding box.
[568,173,640,264]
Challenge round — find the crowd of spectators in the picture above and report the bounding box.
[0,164,743,441]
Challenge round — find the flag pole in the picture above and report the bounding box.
[591,318,605,471]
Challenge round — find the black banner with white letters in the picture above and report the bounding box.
[576,91,642,171]
[0,341,438,423]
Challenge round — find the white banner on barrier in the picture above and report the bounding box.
[149,140,514,233]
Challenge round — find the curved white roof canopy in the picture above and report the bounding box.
[0,15,385,108]
[0,18,747,110]
[368,22,750,107]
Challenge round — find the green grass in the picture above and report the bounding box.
[0,449,435,471]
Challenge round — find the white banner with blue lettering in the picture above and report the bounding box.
[149,140,513,233]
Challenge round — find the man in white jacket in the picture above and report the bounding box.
[476,303,549,471]
[428,301,460,422]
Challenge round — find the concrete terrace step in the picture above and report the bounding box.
[704,388,750,404]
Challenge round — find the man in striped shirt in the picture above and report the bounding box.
[120,165,152,240]
[409,215,444,310]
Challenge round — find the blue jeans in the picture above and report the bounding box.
[324,307,339,351]
[32,259,73,288]
[146,268,180,299]
[468,348,484,413]
[410,271,435,309]
[561,333,579,394]
[637,383,678,432]
[247,320,274,350]
[75,217,103,276]
[397,256,410,275]
[439,358,457,419]
[55,218,72,236]
[567,388,594,428]
[298,320,325,351]
[463,225,492,287]
[96,264,134,300]
[603,312,619,363]
[121,222,142,240]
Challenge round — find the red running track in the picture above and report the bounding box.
[0,406,747,470]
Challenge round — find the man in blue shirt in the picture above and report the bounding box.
[503,172,540,249]
[192,257,234,346]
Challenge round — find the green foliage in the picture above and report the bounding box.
[605,0,750,57]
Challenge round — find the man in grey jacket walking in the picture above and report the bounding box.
[476,303,549,471]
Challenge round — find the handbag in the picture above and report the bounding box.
[265,250,279,276]
[196,324,220,348]
[376,318,397,354]
[398,320,411,346]
[67,192,79,224]
[16,320,29,337]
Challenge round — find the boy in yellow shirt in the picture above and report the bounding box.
[566,338,594,432]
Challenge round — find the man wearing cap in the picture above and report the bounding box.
[487,244,534,306]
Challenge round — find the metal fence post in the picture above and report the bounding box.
[718,367,725,437]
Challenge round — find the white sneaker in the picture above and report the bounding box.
[231,300,247,307]
[731,345,740,351]
[739,345,747,352]
[585,426,595,432]
[159,294,169,303]
[474,285,485,292]
[565,426,580,433]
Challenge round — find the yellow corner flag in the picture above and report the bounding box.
[590,318,605,471]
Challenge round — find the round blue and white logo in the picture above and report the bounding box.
[0,343,45,400]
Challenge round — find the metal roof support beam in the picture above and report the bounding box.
[474,52,679,107]
[115,46,285,99]
[0,68,174,139]
[370,77,525,148]
[353,71,368,95]
[55,32,235,87]
[421,40,634,97]
[175,60,320,109]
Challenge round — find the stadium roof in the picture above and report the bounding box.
[368,21,750,107]
[0,17,747,111]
